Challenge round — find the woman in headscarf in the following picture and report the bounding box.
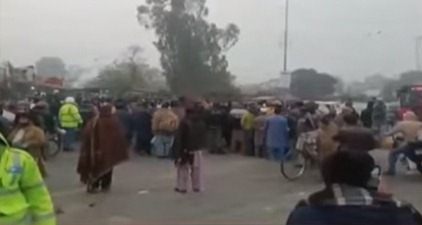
[77,104,129,193]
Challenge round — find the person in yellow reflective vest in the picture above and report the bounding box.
[59,97,83,151]
[0,132,56,225]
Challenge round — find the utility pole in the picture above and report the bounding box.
[280,0,291,92]
[282,0,289,73]
[416,36,422,71]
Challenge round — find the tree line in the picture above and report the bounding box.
[29,0,421,100]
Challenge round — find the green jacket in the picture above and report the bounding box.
[59,103,82,128]
[0,134,56,225]
[241,112,255,131]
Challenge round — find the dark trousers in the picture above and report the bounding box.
[209,127,223,154]
[255,145,266,158]
[135,133,152,155]
[92,170,113,190]
[243,130,254,156]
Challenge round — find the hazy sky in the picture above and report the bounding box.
[1,0,422,84]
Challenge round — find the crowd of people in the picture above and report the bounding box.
[2,93,422,224]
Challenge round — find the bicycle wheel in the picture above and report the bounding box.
[45,138,61,159]
[280,149,308,181]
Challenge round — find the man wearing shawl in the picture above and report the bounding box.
[77,104,129,193]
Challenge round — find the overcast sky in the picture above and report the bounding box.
[1,0,421,84]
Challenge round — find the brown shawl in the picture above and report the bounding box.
[77,106,129,184]
[8,124,47,176]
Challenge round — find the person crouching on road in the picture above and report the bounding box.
[0,132,56,225]
[8,110,47,177]
[286,150,422,225]
[77,104,129,193]
[173,104,207,193]
[59,97,83,152]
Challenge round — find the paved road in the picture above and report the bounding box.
[45,150,422,225]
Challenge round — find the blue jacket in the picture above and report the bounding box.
[265,115,289,149]
[286,203,421,225]
[116,109,133,136]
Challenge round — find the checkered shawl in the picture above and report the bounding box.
[291,184,422,224]
[306,184,404,207]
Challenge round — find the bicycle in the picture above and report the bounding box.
[43,128,63,160]
[281,131,319,181]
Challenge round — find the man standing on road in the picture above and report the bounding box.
[77,104,129,193]
[59,96,83,152]
[173,103,207,193]
[372,99,387,135]
[206,103,225,154]
[361,100,374,128]
[151,102,179,158]
[253,110,268,158]
[241,105,256,156]
[264,105,289,161]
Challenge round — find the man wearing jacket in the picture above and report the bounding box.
[59,97,83,151]
[0,132,56,225]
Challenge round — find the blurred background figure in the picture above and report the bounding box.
[372,99,387,135]
[0,103,12,136]
[334,113,377,152]
[384,111,422,176]
[114,99,133,143]
[253,109,268,158]
[241,105,256,156]
[206,103,225,154]
[361,100,374,129]
[133,102,153,155]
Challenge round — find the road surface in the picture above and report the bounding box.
[45,150,422,225]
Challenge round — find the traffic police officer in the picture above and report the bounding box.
[0,132,56,225]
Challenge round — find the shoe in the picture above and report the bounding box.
[101,186,111,192]
[87,184,100,194]
[174,188,187,194]
[193,189,201,193]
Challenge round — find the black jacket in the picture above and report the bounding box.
[173,114,207,164]
[361,108,373,128]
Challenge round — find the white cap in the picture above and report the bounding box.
[64,97,76,104]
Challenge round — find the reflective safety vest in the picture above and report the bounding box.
[0,134,56,225]
[59,103,82,128]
